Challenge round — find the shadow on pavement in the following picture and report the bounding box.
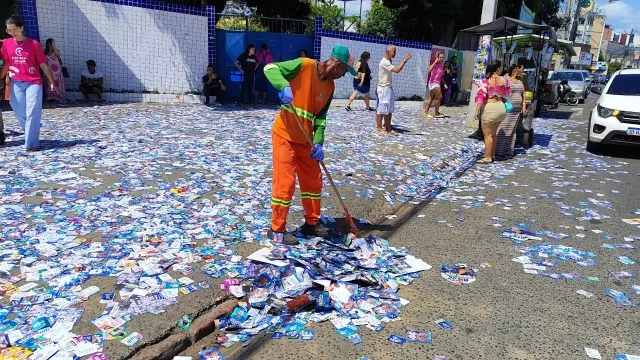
[533,133,553,148]
[326,217,395,236]
[391,126,412,134]
[540,108,574,120]
[42,101,114,110]
[1,139,99,150]
[588,145,640,160]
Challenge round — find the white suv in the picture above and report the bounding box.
[587,69,640,152]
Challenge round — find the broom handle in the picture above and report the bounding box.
[285,105,353,217]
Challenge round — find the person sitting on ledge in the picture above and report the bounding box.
[202,65,226,105]
[79,60,103,102]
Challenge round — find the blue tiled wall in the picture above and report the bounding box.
[207,6,216,67]
[314,16,323,60]
[313,16,433,59]
[17,0,215,66]
[16,0,40,40]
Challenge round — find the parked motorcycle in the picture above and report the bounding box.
[553,79,579,107]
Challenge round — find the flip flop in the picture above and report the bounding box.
[434,113,446,118]
[476,158,492,164]
[424,113,434,118]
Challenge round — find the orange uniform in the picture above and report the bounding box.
[264,58,335,232]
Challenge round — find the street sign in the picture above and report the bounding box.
[579,52,593,66]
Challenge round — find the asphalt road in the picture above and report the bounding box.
[174,95,640,360]
[3,94,639,360]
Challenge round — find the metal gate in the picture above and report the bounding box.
[215,30,314,103]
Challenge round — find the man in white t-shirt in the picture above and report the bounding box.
[376,45,411,134]
[80,60,104,102]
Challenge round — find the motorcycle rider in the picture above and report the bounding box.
[557,79,572,104]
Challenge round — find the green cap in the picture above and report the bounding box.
[331,45,358,76]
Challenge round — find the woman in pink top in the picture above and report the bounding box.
[473,60,511,164]
[0,15,57,151]
[254,43,274,105]
[424,52,445,118]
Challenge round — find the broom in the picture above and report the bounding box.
[285,105,359,236]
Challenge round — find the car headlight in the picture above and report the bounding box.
[597,104,619,118]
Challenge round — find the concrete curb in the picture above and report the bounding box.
[127,297,238,360]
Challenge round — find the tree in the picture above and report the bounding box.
[598,53,604,62]
[358,0,404,38]
[376,0,562,46]
[497,0,564,29]
[310,0,359,31]
[607,61,622,75]
[379,0,483,45]
[244,0,311,19]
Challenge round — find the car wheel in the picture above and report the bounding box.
[586,139,601,153]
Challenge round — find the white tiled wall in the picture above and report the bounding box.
[321,37,430,99]
[36,0,208,94]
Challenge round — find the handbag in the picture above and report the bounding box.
[58,57,70,78]
[504,98,513,112]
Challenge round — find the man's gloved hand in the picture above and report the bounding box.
[311,144,324,162]
[279,87,293,105]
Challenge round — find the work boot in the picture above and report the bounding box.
[300,222,332,238]
[267,229,299,246]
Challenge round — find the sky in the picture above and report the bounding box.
[599,0,640,33]
[338,0,372,18]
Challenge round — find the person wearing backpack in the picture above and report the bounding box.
[254,43,274,106]
[345,51,373,111]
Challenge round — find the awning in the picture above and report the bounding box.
[453,17,558,51]
[492,34,577,56]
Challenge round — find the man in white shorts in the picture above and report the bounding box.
[424,51,445,118]
[376,45,412,134]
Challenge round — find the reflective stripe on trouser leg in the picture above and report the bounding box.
[271,132,296,233]
[295,142,322,226]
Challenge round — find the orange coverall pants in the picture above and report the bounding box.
[271,132,322,232]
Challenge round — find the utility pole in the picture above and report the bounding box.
[569,0,582,43]
[565,0,584,67]
[581,11,590,45]
[466,0,498,129]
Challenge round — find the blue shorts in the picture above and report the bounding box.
[353,84,370,94]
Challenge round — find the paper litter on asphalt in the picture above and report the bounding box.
[0,104,459,357]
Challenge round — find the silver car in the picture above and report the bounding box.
[547,70,590,103]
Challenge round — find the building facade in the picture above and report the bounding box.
[603,25,612,42]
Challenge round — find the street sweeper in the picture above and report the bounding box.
[264,45,358,245]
